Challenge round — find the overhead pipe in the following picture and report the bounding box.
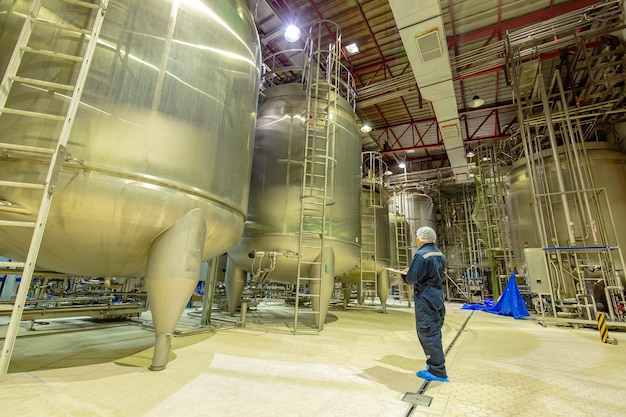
[509,42,548,248]
[554,70,598,244]
[536,76,577,246]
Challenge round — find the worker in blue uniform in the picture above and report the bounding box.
[403,226,449,382]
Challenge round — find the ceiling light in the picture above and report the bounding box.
[284,24,301,42]
[469,95,484,108]
[360,124,372,133]
[398,161,406,169]
[466,151,475,158]
[345,43,359,54]
[384,170,393,176]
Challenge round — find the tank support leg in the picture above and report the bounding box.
[378,269,390,313]
[341,283,351,310]
[225,258,247,316]
[309,246,335,330]
[144,208,206,371]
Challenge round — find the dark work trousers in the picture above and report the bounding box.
[413,287,447,378]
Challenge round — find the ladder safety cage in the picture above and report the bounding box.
[359,152,386,308]
[294,20,345,332]
[0,0,109,375]
[390,191,414,306]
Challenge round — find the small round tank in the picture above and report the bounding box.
[0,0,261,369]
[226,82,361,311]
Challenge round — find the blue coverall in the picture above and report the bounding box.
[404,242,447,379]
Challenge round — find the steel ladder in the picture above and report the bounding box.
[0,0,108,374]
[293,21,341,332]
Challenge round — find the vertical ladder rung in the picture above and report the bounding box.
[33,18,92,35]
[10,76,76,91]
[0,180,45,189]
[61,0,102,9]
[0,262,26,268]
[0,220,36,227]
[0,142,55,154]
[0,107,65,121]
[22,47,84,62]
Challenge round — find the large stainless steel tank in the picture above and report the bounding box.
[506,142,626,267]
[0,0,261,369]
[337,183,391,309]
[226,83,361,321]
[390,190,437,252]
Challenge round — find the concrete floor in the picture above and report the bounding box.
[0,298,625,417]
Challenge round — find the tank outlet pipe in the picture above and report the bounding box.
[247,250,299,259]
[248,250,299,285]
[537,76,577,246]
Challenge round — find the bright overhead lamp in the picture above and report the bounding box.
[345,42,360,54]
[360,124,372,133]
[398,161,406,169]
[284,24,301,42]
[384,169,393,176]
[469,95,484,108]
[466,150,475,158]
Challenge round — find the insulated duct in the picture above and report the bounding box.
[389,0,468,181]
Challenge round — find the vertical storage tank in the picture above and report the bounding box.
[506,141,626,310]
[506,142,626,268]
[390,190,437,252]
[337,182,391,310]
[226,81,362,322]
[0,0,261,369]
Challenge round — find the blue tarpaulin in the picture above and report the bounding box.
[461,298,494,311]
[461,273,530,319]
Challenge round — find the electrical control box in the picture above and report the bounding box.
[524,248,552,294]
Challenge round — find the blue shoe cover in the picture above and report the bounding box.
[416,369,449,382]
